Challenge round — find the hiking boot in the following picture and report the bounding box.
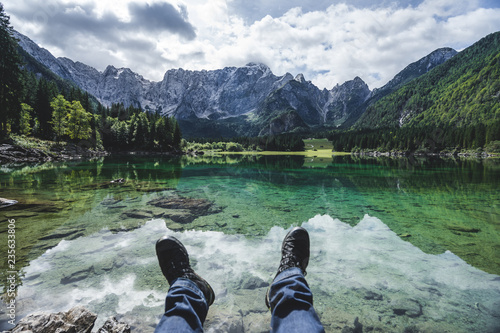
[266,226,310,308]
[156,236,215,306]
[276,226,310,277]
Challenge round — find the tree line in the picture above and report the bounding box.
[191,133,305,152]
[328,120,500,153]
[0,4,182,151]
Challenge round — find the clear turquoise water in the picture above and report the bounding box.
[0,155,499,332]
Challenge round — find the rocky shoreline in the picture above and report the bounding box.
[6,306,130,333]
[0,142,108,164]
[352,149,496,158]
[0,142,191,164]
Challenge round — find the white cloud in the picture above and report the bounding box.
[3,0,500,89]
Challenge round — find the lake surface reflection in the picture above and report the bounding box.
[1,154,499,332]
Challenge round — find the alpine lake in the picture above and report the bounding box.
[0,151,499,332]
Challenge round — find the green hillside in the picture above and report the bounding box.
[357,31,499,129]
[332,32,500,153]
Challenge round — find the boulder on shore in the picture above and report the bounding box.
[9,306,130,333]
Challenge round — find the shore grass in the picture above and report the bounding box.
[9,134,59,155]
[215,149,349,158]
[304,138,334,151]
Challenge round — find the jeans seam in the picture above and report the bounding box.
[171,278,206,304]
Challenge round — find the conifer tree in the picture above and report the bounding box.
[173,121,182,149]
[0,4,22,137]
[35,79,57,138]
[19,103,32,135]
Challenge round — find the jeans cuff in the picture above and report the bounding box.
[273,267,304,284]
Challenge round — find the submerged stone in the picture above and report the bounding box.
[61,266,95,285]
[120,209,156,220]
[447,225,481,233]
[101,198,123,206]
[148,194,223,224]
[363,290,383,301]
[390,298,423,318]
[240,275,269,290]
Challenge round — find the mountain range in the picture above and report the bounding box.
[13,30,459,137]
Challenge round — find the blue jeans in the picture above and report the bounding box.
[154,267,324,332]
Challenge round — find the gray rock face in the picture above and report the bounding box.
[10,306,97,333]
[14,30,456,135]
[148,63,294,120]
[97,317,131,333]
[9,306,131,333]
[0,143,51,163]
[324,76,371,125]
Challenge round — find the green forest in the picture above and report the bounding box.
[0,4,182,152]
[337,31,500,153]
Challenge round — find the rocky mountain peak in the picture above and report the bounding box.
[15,28,459,136]
[294,73,306,83]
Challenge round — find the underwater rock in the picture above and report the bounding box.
[390,298,423,318]
[134,181,173,193]
[101,198,123,206]
[10,306,97,333]
[205,312,244,333]
[447,225,481,233]
[168,210,197,224]
[39,229,85,241]
[240,275,269,290]
[3,210,37,218]
[340,317,363,333]
[120,209,156,220]
[148,194,223,224]
[149,195,211,211]
[242,312,270,332]
[0,197,18,208]
[363,290,383,301]
[5,200,66,213]
[60,266,95,284]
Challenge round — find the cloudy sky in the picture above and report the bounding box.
[4,0,500,89]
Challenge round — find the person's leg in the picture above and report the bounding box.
[154,236,215,333]
[155,278,207,332]
[268,267,324,332]
[266,227,325,333]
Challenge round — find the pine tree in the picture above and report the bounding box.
[35,79,57,138]
[0,4,23,137]
[19,103,32,135]
[173,121,182,149]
